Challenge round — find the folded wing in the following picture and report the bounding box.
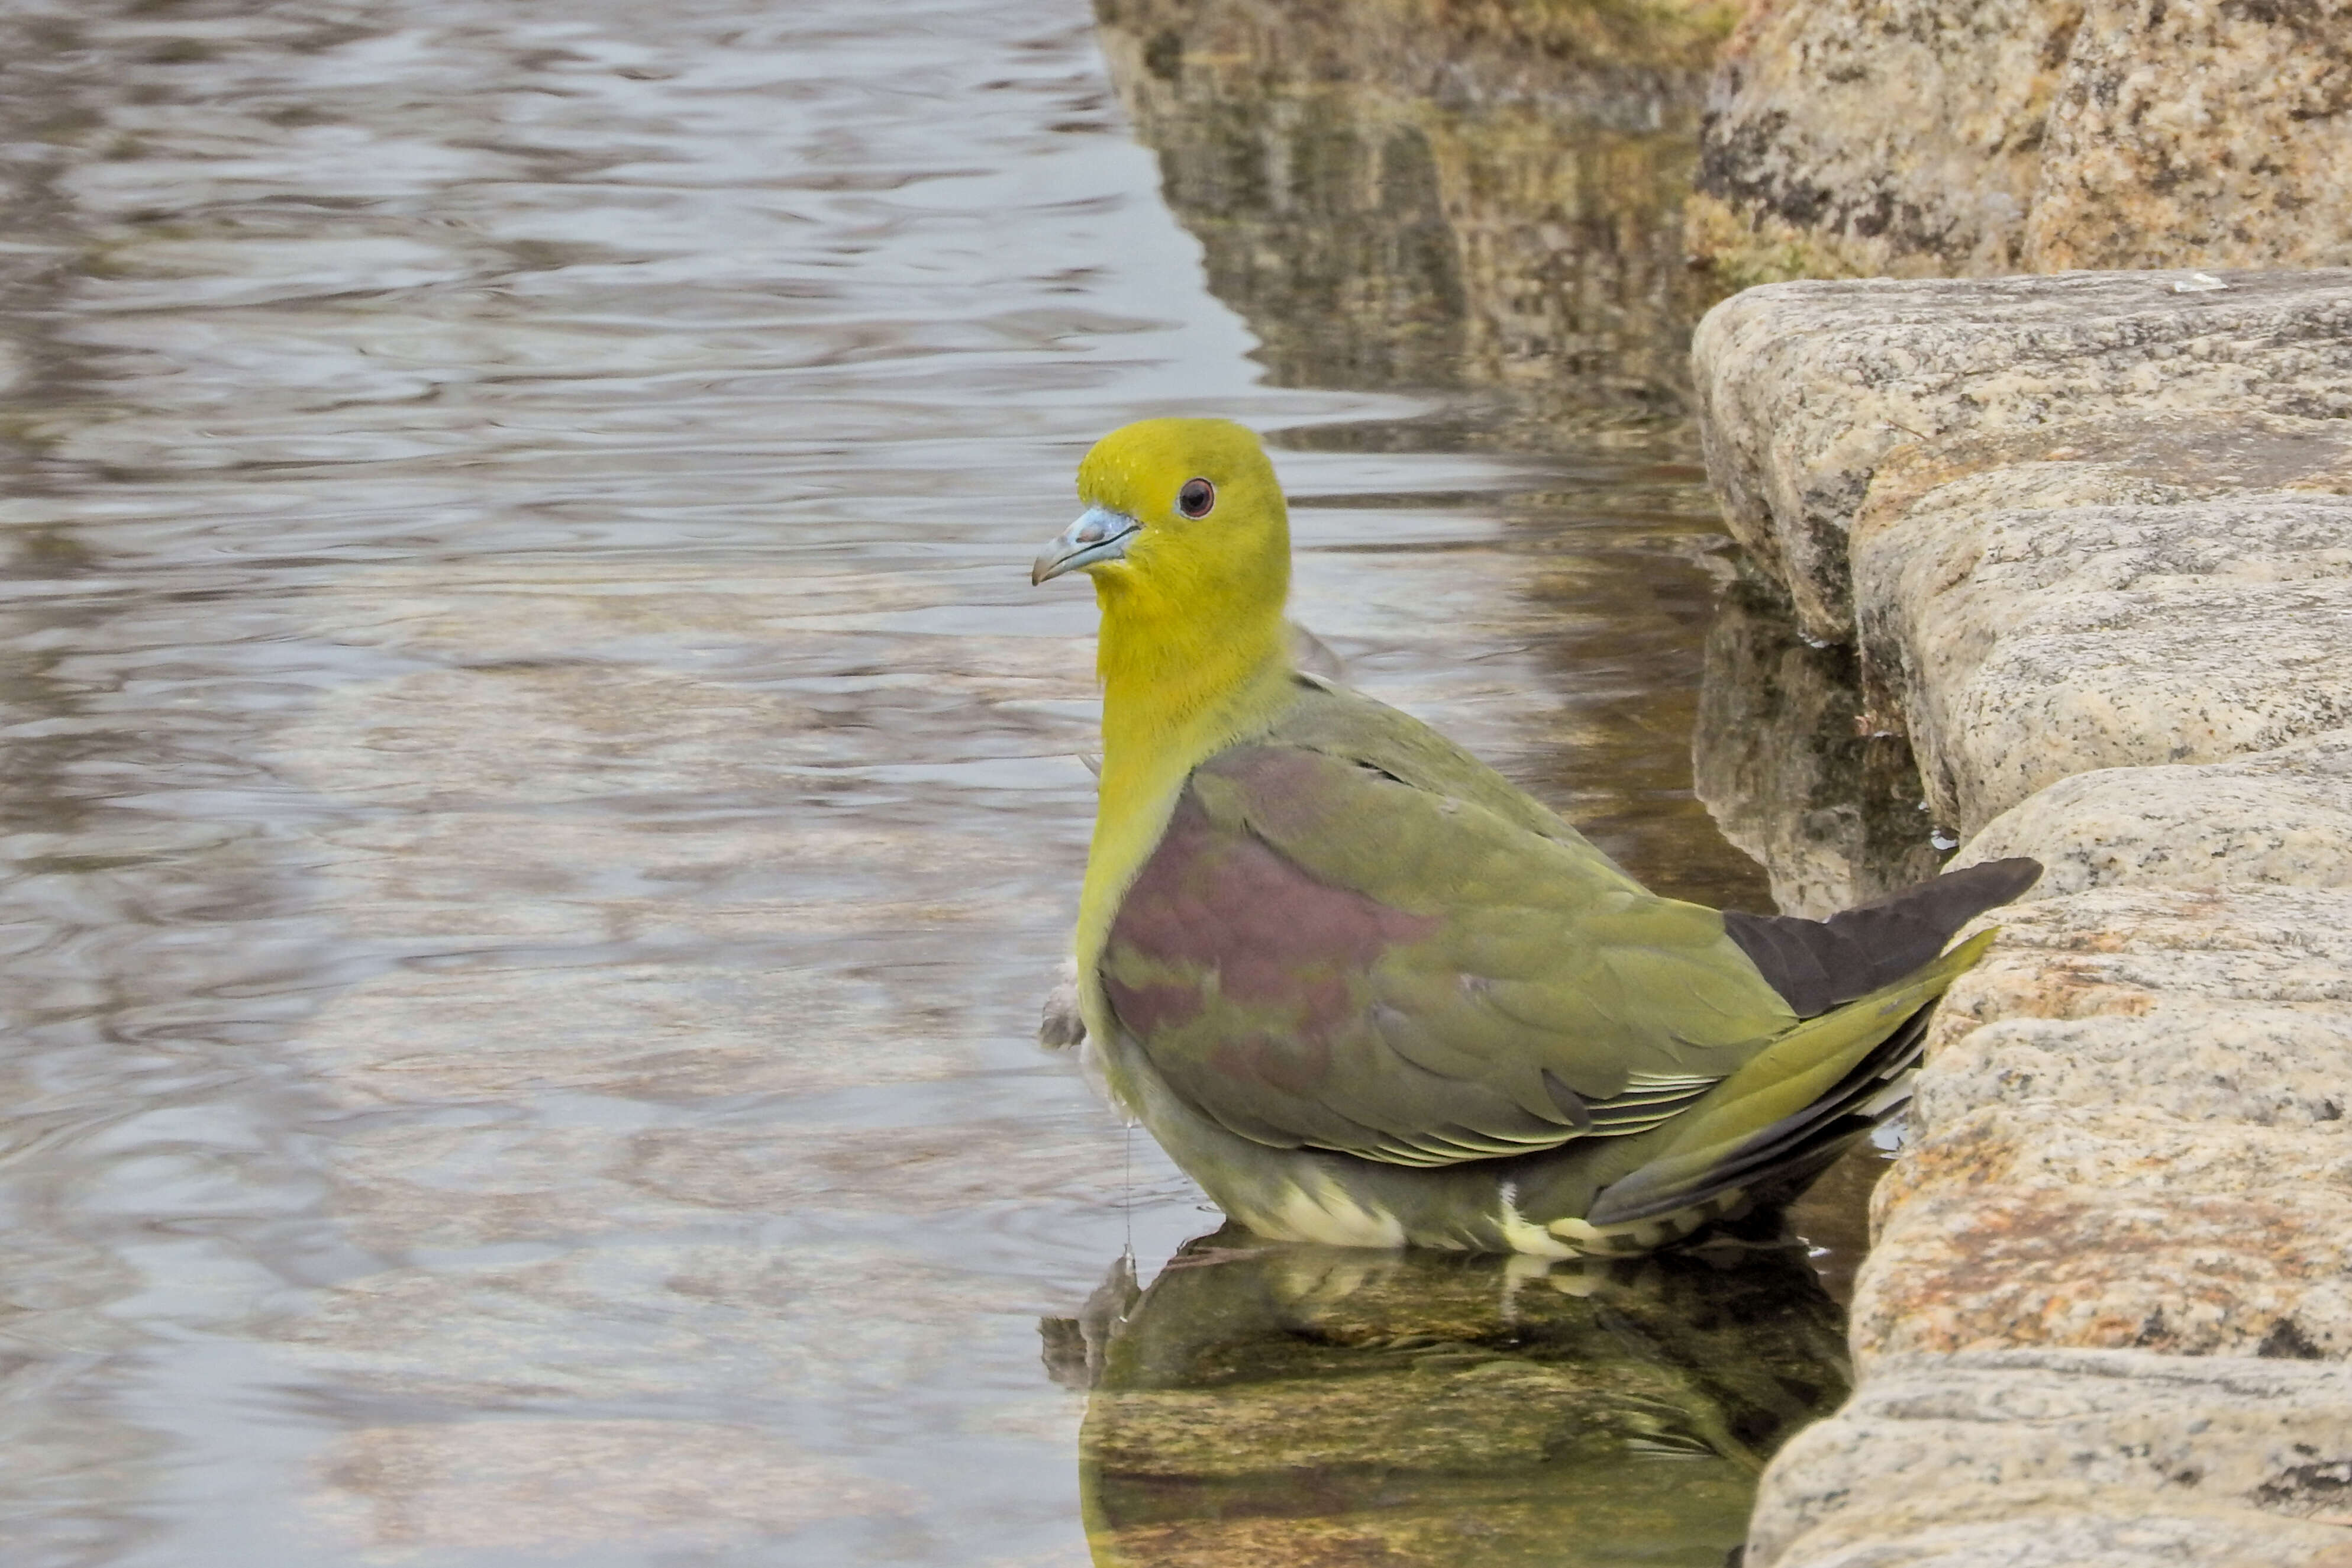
[1099,737,1800,1167]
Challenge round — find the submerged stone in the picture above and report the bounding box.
[1060,1228,1850,1566]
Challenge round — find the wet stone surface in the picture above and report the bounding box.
[0,1,1908,1564]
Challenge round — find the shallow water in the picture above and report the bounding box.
[0,2,1916,1564]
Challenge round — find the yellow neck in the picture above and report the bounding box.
[1073,581,1294,975]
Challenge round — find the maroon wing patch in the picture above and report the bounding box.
[1103,779,1438,1106]
[1098,748,1670,1163]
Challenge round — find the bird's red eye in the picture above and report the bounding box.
[1177,478,1215,518]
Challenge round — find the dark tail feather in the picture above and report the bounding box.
[1721,857,2042,1019]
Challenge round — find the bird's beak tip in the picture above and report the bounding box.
[1031,505,1138,587]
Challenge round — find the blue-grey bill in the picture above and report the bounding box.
[1031,505,1140,585]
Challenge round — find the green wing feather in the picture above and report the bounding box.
[1580,928,1999,1227]
[1099,680,1802,1170]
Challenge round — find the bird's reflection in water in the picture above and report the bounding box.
[1044,1227,1850,1567]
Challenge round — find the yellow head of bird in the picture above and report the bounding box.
[1030,418,1290,636]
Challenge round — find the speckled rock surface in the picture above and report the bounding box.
[1692,0,2082,285]
[1748,1349,2352,1568]
[1963,729,2352,899]
[1915,885,2352,1133]
[1848,412,2352,827]
[1692,0,2352,286]
[1699,271,2352,1566]
[1856,484,2352,831]
[2023,0,2352,273]
[1850,886,2352,1366]
[1690,269,2352,640]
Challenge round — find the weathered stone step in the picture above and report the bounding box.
[1694,268,2352,1568]
[1750,1349,2352,1567]
[1692,269,2352,641]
